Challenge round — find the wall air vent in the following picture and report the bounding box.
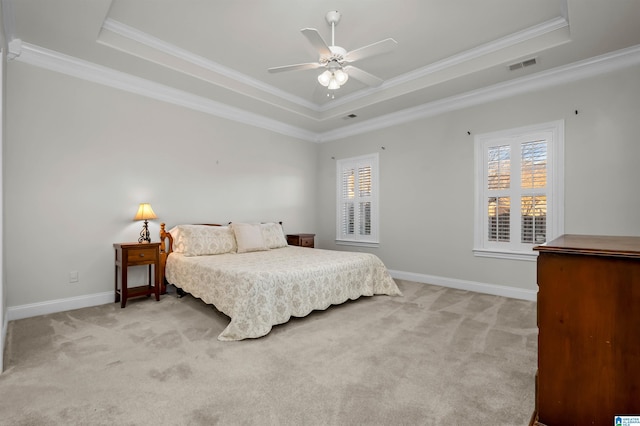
[509,57,537,71]
[342,114,358,120]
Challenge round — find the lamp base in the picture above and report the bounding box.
[138,220,151,243]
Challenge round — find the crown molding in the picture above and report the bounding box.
[6,37,20,59]
[12,41,640,144]
[101,16,570,117]
[16,42,319,142]
[317,43,640,142]
[319,16,569,111]
[100,19,320,112]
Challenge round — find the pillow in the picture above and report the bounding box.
[261,222,288,249]
[169,225,237,256]
[232,223,269,253]
[168,226,182,249]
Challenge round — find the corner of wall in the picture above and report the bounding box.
[0,42,6,373]
[1,312,7,372]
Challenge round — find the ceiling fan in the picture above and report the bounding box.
[268,11,397,91]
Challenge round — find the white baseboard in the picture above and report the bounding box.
[388,270,537,302]
[6,292,114,321]
[3,271,536,323]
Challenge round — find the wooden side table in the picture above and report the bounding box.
[286,234,315,248]
[113,242,161,308]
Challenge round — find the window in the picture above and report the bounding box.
[336,153,379,246]
[474,121,564,260]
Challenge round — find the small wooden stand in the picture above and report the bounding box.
[113,242,161,308]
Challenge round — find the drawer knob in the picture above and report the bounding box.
[139,253,145,257]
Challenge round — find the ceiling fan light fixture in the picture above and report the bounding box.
[318,67,348,89]
[327,76,341,90]
[318,70,332,86]
[334,68,349,85]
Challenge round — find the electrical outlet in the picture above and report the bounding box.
[69,271,79,283]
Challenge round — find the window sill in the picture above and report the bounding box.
[473,248,538,261]
[336,240,379,248]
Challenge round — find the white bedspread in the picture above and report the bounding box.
[165,246,402,340]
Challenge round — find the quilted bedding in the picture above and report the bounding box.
[165,245,402,340]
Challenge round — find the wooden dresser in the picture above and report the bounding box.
[531,235,640,426]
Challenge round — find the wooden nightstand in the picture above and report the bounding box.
[113,242,161,308]
[287,234,315,248]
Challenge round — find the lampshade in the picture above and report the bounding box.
[133,203,157,221]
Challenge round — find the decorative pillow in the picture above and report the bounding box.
[232,223,269,253]
[169,225,237,256]
[261,222,288,249]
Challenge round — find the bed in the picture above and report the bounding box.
[159,222,402,341]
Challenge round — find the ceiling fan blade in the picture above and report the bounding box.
[344,38,398,62]
[301,28,332,57]
[344,66,384,87]
[268,62,323,73]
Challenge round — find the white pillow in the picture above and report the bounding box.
[232,223,269,253]
[261,222,288,249]
[170,225,237,256]
[169,226,182,249]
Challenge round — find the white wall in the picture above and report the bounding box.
[4,49,640,319]
[4,61,318,310]
[0,47,5,370]
[317,64,640,293]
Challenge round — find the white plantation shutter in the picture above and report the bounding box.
[337,153,379,244]
[340,167,356,237]
[520,140,548,244]
[474,121,564,260]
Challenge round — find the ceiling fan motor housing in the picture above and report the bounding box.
[325,10,341,25]
[325,45,347,64]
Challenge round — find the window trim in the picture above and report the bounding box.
[473,120,564,260]
[335,153,380,247]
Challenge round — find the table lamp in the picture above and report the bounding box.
[134,203,157,243]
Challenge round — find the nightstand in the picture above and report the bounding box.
[113,242,161,308]
[286,234,315,248]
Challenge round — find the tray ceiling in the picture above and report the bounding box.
[3,0,640,141]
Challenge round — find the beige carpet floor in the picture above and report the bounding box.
[0,280,537,425]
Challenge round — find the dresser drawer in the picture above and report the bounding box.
[299,237,314,247]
